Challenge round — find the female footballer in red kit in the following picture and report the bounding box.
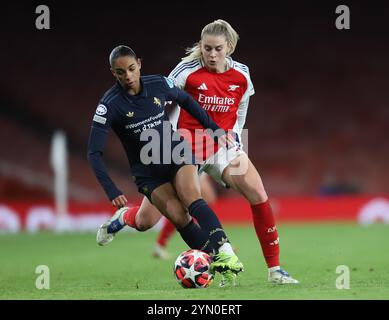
[155,19,298,284]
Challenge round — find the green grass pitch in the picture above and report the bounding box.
[0,223,388,300]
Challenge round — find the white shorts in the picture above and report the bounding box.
[198,143,245,187]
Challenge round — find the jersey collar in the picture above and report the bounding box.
[116,79,148,98]
[199,57,233,73]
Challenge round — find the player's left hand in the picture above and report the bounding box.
[112,194,128,209]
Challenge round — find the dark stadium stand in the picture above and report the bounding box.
[1,2,388,200]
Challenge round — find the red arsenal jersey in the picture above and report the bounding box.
[169,57,255,161]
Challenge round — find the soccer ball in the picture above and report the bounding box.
[173,249,214,288]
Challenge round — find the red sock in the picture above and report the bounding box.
[251,200,280,268]
[157,218,176,247]
[123,206,140,229]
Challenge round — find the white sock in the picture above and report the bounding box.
[268,266,281,273]
[218,242,235,255]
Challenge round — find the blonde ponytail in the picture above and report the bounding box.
[182,19,240,62]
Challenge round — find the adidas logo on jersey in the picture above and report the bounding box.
[228,85,240,91]
[197,83,208,90]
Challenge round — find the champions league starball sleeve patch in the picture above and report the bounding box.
[93,104,108,124]
[95,104,107,115]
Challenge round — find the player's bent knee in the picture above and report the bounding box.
[179,190,202,208]
[162,199,190,229]
[135,221,153,232]
[169,211,191,229]
[135,214,160,232]
[135,224,149,232]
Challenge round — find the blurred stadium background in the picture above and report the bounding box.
[0,1,388,299]
[1,2,388,230]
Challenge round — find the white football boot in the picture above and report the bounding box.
[152,244,172,260]
[96,207,128,246]
[268,268,299,284]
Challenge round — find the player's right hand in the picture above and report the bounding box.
[219,131,236,149]
[112,195,128,209]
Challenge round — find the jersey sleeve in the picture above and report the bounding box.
[168,61,188,89]
[236,65,255,134]
[236,96,250,135]
[167,60,201,130]
[161,76,220,132]
[87,103,122,201]
[242,66,255,101]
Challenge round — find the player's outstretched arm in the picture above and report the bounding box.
[87,125,123,202]
[174,88,220,132]
[174,88,235,149]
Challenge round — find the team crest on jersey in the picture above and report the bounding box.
[153,97,162,107]
[126,111,134,117]
[228,85,240,91]
[142,185,149,194]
